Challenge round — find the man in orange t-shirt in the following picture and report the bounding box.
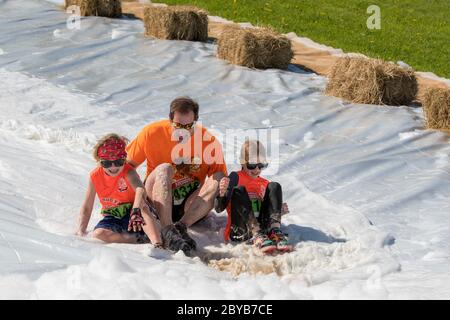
[126,97,227,254]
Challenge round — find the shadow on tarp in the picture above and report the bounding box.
[285,224,347,244]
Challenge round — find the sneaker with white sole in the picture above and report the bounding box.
[268,227,293,253]
[174,221,197,251]
[251,232,277,254]
[161,224,192,255]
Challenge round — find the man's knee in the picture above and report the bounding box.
[155,163,174,178]
[151,163,174,192]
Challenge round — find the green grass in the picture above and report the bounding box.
[162,0,450,78]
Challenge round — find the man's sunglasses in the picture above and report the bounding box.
[100,159,126,168]
[246,163,269,170]
[171,121,196,130]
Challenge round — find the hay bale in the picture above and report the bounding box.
[143,6,208,42]
[325,56,418,106]
[64,0,121,18]
[217,25,293,70]
[422,87,450,130]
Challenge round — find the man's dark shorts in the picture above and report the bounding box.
[172,185,200,222]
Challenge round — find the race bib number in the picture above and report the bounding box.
[173,178,200,206]
[101,203,132,219]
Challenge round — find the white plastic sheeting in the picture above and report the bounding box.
[0,0,449,299]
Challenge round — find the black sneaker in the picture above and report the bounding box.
[174,221,197,251]
[161,224,191,255]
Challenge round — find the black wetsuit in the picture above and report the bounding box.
[214,171,283,242]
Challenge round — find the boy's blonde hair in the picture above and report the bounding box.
[92,133,129,161]
[239,139,267,165]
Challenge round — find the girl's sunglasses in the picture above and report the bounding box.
[246,163,269,170]
[171,121,196,130]
[100,159,126,168]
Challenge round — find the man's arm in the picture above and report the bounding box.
[126,128,148,168]
[127,160,139,168]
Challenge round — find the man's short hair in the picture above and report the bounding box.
[169,97,199,121]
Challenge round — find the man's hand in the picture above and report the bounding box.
[219,177,230,197]
[128,208,146,232]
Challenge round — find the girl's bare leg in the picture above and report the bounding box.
[92,228,137,244]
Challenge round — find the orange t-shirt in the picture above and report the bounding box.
[126,119,228,185]
[90,163,135,211]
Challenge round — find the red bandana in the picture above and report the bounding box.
[97,138,127,161]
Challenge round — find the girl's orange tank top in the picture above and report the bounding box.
[90,163,136,210]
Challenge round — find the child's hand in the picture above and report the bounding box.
[281,203,289,215]
[219,177,230,197]
[128,208,146,232]
[76,229,88,237]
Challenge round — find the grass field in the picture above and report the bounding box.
[162,0,450,78]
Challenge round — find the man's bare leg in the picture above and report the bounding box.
[144,164,192,252]
[145,163,174,228]
[180,172,224,227]
[141,205,162,245]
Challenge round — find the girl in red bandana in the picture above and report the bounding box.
[76,133,162,247]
